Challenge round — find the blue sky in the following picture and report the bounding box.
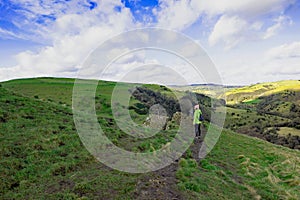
[0,0,299,85]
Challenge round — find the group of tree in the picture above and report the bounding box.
[129,86,221,122]
[263,129,300,150]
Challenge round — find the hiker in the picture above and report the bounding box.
[193,104,202,138]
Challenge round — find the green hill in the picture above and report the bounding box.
[224,82,300,147]
[224,80,300,105]
[0,78,299,199]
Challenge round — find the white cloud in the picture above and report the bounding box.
[266,42,300,59]
[156,0,295,30]
[0,0,135,81]
[208,15,248,49]
[156,0,199,30]
[263,15,293,39]
[155,0,296,49]
[5,0,130,42]
[191,0,295,17]
[218,60,300,85]
[261,56,300,77]
[9,0,97,18]
[208,14,292,49]
[0,0,298,84]
[262,42,300,76]
[218,42,300,84]
[0,28,23,39]
[12,25,128,74]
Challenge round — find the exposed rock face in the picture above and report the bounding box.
[171,112,181,125]
[143,104,169,130]
[143,114,169,130]
[165,112,193,130]
[143,111,193,131]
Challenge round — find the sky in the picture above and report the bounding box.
[0,0,299,85]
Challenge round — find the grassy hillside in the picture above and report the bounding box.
[1,78,299,199]
[0,85,138,199]
[2,77,75,106]
[277,127,300,137]
[177,130,300,200]
[224,83,300,149]
[255,90,300,119]
[224,80,300,105]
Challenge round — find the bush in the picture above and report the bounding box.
[179,158,188,168]
[200,159,218,170]
[182,181,201,192]
[188,159,198,168]
[185,149,192,158]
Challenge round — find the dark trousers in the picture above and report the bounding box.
[194,124,201,137]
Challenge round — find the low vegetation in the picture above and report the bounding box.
[1,78,299,199]
[224,80,300,105]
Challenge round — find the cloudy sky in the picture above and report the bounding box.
[0,0,299,85]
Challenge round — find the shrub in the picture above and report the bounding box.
[185,149,192,158]
[188,159,198,168]
[179,158,188,168]
[200,159,218,170]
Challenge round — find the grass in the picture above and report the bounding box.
[0,86,139,199]
[1,77,300,199]
[215,107,291,133]
[177,129,300,200]
[243,98,262,104]
[277,127,300,137]
[225,80,300,104]
[3,77,75,106]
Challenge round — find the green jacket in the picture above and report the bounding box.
[193,109,202,125]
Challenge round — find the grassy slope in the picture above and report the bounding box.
[179,129,300,200]
[223,107,291,131]
[1,78,300,199]
[0,86,138,199]
[225,80,300,104]
[277,127,300,137]
[2,78,75,106]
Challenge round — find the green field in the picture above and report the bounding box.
[225,80,300,105]
[1,78,299,199]
[277,127,300,137]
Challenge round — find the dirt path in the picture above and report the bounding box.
[134,161,184,200]
[134,130,206,200]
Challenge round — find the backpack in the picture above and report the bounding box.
[199,113,204,121]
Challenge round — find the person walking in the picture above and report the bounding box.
[193,104,202,138]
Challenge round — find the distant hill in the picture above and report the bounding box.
[171,84,241,99]
[224,80,300,105]
[189,83,240,88]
